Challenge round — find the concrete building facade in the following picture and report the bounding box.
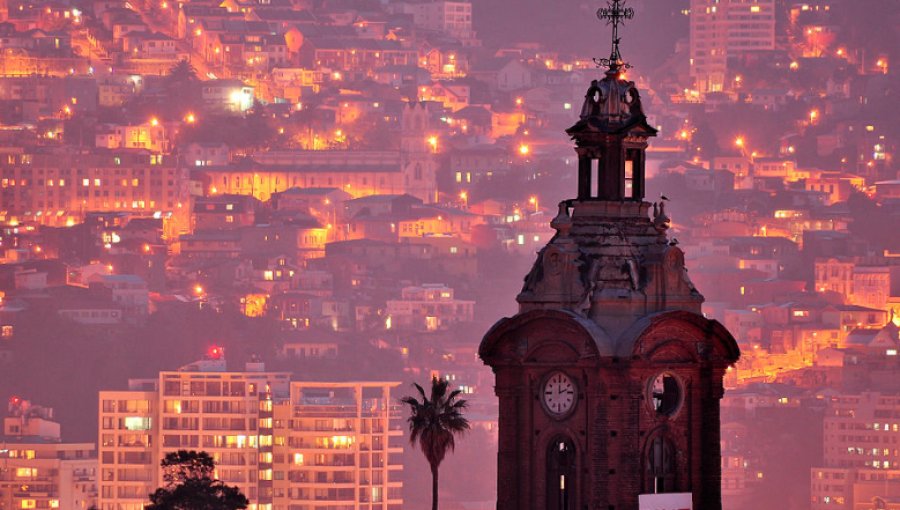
[98,356,402,510]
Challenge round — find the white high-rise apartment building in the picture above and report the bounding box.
[1,399,97,510]
[98,354,403,510]
[690,0,776,93]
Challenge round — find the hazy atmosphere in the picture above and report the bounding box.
[0,0,898,508]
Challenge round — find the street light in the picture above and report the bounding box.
[518,144,530,156]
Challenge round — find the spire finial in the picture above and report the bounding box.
[594,0,635,71]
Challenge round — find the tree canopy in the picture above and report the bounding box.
[146,450,249,510]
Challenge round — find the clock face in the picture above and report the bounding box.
[542,372,577,416]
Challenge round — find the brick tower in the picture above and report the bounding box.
[478,4,740,509]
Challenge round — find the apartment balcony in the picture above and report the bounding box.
[284,480,356,488]
[288,426,355,433]
[286,446,357,453]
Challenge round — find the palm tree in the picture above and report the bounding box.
[400,377,470,510]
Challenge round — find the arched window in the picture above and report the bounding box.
[646,435,676,494]
[547,437,575,510]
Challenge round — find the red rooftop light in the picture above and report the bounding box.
[208,346,224,360]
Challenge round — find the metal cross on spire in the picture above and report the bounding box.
[594,0,636,70]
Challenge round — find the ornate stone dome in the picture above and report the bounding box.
[567,68,656,139]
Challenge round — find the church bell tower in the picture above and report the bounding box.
[479,3,740,509]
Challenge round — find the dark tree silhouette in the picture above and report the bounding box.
[166,60,198,85]
[162,60,201,120]
[400,377,470,510]
[146,450,248,510]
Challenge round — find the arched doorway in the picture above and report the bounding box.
[645,435,676,494]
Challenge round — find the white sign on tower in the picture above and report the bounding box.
[638,493,693,510]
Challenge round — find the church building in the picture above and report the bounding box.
[479,4,740,509]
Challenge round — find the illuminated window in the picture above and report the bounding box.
[124,417,151,431]
[20,500,36,509]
